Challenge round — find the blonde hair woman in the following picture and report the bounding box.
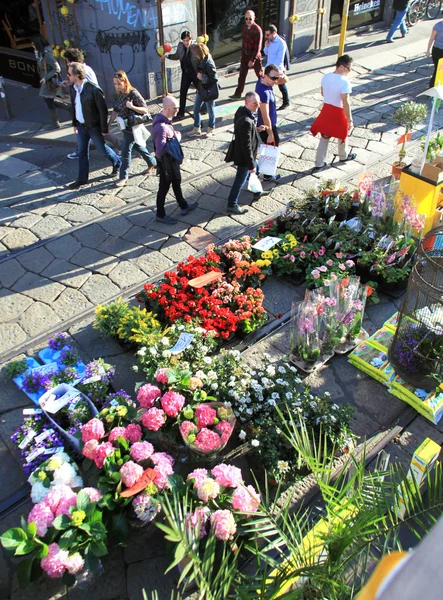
[189,43,219,137]
[108,71,156,187]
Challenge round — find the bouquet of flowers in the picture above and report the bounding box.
[290,300,321,368]
[213,236,270,288]
[77,358,116,407]
[306,253,355,288]
[99,390,138,429]
[28,451,83,504]
[0,486,106,588]
[179,402,236,460]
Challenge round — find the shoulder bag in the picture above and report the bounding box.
[43,57,61,92]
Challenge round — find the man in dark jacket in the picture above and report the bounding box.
[386,0,409,42]
[226,91,268,215]
[67,62,120,189]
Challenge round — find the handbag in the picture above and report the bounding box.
[165,135,184,164]
[258,143,280,177]
[247,172,263,194]
[132,124,150,146]
[43,57,61,92]
[225,135,235,163]
[199,80,220,102]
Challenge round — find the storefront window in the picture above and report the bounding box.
[329,0,384,34]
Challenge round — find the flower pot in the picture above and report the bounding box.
[286,272,306,286]
[378,277,408,298]
[392,161,406,180]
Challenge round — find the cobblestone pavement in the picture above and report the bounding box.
[0,51,440,360]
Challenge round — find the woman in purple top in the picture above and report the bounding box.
[427,18,443,87]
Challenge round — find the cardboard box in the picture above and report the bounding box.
[421,160,443,184]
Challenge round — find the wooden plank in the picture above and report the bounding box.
[188,271,223,288]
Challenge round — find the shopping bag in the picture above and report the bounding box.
[258,143,280,176]
[247,172,263,194]
[132,124,150,145]
[116,116,127,131]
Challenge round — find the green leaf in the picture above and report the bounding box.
[0,528,27,550]
[89,509,105,523]
[85,501,97,518]
[112,512,129,543]
[111,471,121,483]
[76,490,90,511]
[78,523,91,534]
[16,557,34,588]
[27,522,37,538]
[90,540,108,557]
[58,529,77,550]
[36,543,48,559]
[15,540,36,556]
[52,514,72,531]
[167,474,185,493]
[85,548,100,573]
[20,516,27,531]
[62,571,77,587]
[90,521,107,537]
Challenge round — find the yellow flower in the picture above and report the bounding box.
[117,406,128,417]
[261,250,273,259]
[281,243,289,251]
[71,510,86,527]
[273,249,279,257]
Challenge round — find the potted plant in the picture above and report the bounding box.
[391,101,427,180]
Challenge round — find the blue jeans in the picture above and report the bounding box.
[386,8,408,40]
[193,93,215,129]
[77,124,120,182]
[120,130,156,180]
[227,166,250,208]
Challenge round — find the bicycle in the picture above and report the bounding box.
[406,0,442,27]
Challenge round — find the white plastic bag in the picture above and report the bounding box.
[132,124,151,145]
[258,143,280,176]
[247,172,263,194]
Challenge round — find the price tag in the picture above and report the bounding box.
[23,408,43,415]
[35,428,54,444]
[110,399,119,407]
[81,375,101,385]
[18,429,36,449]
[26,447,46,463]
[41,389,80,414]
[252,236,282,251]
[120,468,157,498]
[31,362,58,377]
[169,333,195,355]
[69,395,81,410]
[43,446,64,455]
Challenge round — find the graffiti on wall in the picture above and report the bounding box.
[96,26,150,73]
[94,0,158,29]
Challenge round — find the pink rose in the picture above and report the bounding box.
[155,368,169,384]
[137,384,161,409]
[142,407,166,431]
[160,390,185,418]
[81,418,105,443]
[125,423,142,443]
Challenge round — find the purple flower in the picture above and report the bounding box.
[22,372,51,394]
[58,346,80,368]
[47,332,69,351]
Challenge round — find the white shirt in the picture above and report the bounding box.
[263,35,286,71]
[74,80,86,123]
[321,72,352,108]
[84,64,98,86]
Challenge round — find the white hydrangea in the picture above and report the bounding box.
[203,357,212,364]
[53,463,78,487]
[138,347,147,356]
[161,337,169,346]
[266,365,276,377]
[149,347,157,356]
[31,481,49,504]
[251,439,260,447]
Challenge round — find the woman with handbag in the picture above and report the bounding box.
[189,43,219,137]
[108,71,156,187]
[32,35,62,129]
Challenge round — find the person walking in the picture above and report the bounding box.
[107,71,156,188]
[263,24,290,110]
[161,31,199,120]
[226,92,269,215]
[386,0,409,43]
[256,64,287,181]
[189,43,219,137]
[152,96,198,224]
[63,48,99,159]
[311,54,356,173]
[32,34,62,129]
[230,10,263,99]
[67,62,120,189]
[427,16,443,87]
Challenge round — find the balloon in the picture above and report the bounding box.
[197,36,205,43]
[60,6,69,15]
[318,7,326,13]
[163,43,172,53]
[157,46,165,56]
[289,14,300,23]
[64,40,70,47]
[204,34,209,43]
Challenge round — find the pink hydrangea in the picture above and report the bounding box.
[130,441,154,462]
[28,502,54,537]
[66,552,85,575]
[197,477,220,502]
[55,495,77,517]
[186,507,210,539]
[43,485,76,513]
[214,420,234,445]
[41,543,69,578]
[151,452,174,490]
[108,427,127,443]
[155,368,169,384]
[231,485,261,515]
[193,428,222,454]
[210,510,237,541]
[151,452,174,468]
[94,442,115,469]
[180,420,198,439]
[120,461,144,488]
[125,424,142,443]
[81,418,105,443]
[82,439,98,461]
[211,464,243,488]
[195,404,217,428]
[82,488,103,503]
[137,384,161,408]
[187,468,208,488]
[142,407,166,431]
[161,391,185,418]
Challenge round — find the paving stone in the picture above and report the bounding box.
[228,204,268,227]
[184,226,218,250]
[194,193,228,215]
[99,214,133,237]
[51,287,94,321]
[65,204,102,223]
[80,274,121,304]
[68,547,126,600]
[91,194,127,211]
[30,215,71,239]
[0,322,27,353]
[116,185,150,200]
[160,239,196,263]
[123,527,167,564]
[148,219,189,238]
[0,258,25,287]
[97,235,145,259]
[2,228,38,250]
[18,302,60,336]
[45,234,82,260]
[303,361,347,402]
[44,202,76,217]
[72,223,109,248]
[192,175,222,194]
[9,213,42,229]
[126,206,156,227]
[261,277,304,317]
[352,127,381,141]
[41,259,92,289]
[396,416,443,456]
[365,301,397,329]
[204,215,242,240]
[349,136,370,149]
[127,554,176,600]
[16,246,54,273]
[108,261,146,288]
[12,272,64,303]
[253,194,287,215]
[68,191,103,206]
[69,318,124,359]
[70,247,117,274]
[123,225,167,249]
[279,143,305,159]
[0,289,33,321]
[135,250,173,276]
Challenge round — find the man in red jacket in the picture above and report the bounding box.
[230,10,263,99]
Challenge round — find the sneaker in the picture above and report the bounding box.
[180,201,198,215]
[67,152,79,159]
[67,180,88,189]
[156,215,178,224]
[252,191,271,202]
[312,163,327,173]
[277,103,290,111]
[189,127,201,137]
[227,205,248,215]
[229,94,242,100]
[206,127,215,136]
[342,152,357,162]
[110,163,121,176]
[263,174,281,182]
[116,178,128,187]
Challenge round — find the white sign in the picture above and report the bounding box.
[354,0,380,15]
[169,333,195,355]
[43,446,64,455]
[23,408,43,415]
[31,362,58,377]
[35,428,54,444]
[19,429,36,450]
[252,236,282,251]
[41,389,80,414]
[81,375,101,385]
[26,446,46,463]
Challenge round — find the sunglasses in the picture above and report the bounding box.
[114,73,124,79]
[269,75,280,81]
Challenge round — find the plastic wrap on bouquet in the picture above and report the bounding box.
[289,300,322,372]
[310,282,341,357]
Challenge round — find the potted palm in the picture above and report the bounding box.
[391,101,427,180]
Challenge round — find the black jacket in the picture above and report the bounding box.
[70,81,109,132]
[393,0,409,10]
[232,106,260,170]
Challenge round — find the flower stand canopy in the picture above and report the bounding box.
[389,226,443,390]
